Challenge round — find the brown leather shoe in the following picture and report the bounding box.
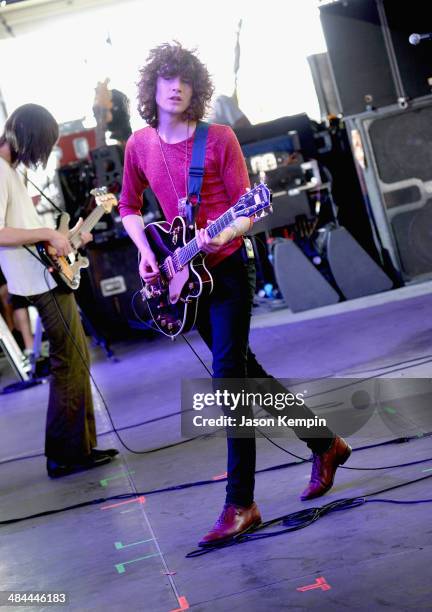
[198,502,262,547]
[300,436,352,501]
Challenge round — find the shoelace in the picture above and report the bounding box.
[310,454,323,483]
[214,505,240,529]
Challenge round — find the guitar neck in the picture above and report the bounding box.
[69,205,106,248]
[94,108,109,148]
[177,209,235,266]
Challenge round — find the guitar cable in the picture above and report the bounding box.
[2,251,432,548]
[3,208,431,549]
[2,452,432,535]
[20,180,431,466]
[15,246,432,473]
[185,473,432,558]
[129,282,432,468]
[16,247,209,455]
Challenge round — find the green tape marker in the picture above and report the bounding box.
[115,538,154,550]
[100,471,135,487]
[115,553,160,574]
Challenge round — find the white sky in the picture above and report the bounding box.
[0,0,327,130]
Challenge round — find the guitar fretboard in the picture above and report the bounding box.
[178,209,235,266]
[69,205,106,248]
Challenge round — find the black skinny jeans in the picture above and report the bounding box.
[196,245,335,507]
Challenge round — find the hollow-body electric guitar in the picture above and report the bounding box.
[36,187,117,290]
[141,183,272,337]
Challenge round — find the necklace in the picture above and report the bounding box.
[157,122,189,213]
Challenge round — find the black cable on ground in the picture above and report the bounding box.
[2,435,432,527]
[4,248,431,541]
[184,472,432,558]
[343,352,432,375]
[1,422,431,472]
[17,256,432,462]
[39,269,214,455]
[2,472,431,562]
[257,427,432,471]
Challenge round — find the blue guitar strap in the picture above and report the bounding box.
[185,120,210,229]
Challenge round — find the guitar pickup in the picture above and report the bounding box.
[141,284,162,299]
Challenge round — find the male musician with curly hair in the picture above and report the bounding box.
[119,42,351,546]
[0,103,118,477]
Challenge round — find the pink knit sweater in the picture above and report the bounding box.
[118,123,251,267]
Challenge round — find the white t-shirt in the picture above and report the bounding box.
[0,157,57,296]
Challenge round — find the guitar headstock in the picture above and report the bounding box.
[93,79,113,123]
[232,183,272,221]
[90,187,118,213]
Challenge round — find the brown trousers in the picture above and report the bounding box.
[28,288,96,460]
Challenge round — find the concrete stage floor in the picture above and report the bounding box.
[1,282,432,611]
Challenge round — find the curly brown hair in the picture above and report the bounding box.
[137,42,214,128]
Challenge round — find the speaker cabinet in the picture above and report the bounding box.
[319,0,432,116]
[346,97,432,281]
[57,161,94,223]
[90,145,124,194]
[326,227,393,297]
[274,240,340,312]
[76,238,147,341]
[307,52,342,120]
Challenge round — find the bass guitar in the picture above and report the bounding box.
[36,187,117,290]
[141,183,272,337]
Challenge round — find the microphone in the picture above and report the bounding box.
[409,32,432,45]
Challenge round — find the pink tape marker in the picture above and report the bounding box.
[169,595,189,611]
[297,576,331,592]
[101,495,146,510]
